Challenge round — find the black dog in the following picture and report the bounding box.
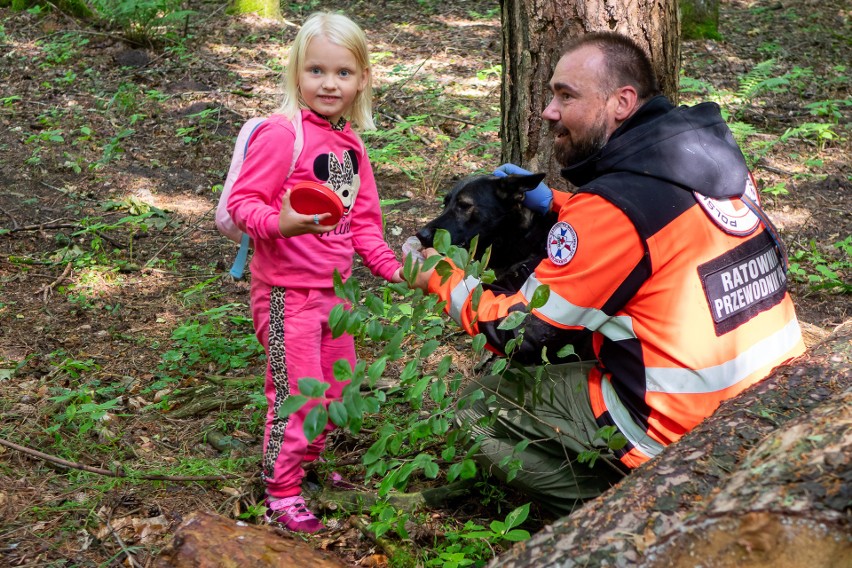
[416,173,557,290]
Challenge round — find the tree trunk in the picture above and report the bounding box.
[680,0,721,40]
[153,511,345,568]
[489,320,852,568]
[500,0,679,188]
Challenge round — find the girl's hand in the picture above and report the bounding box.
[278,189,338,237]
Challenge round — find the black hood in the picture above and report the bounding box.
[561,96,750,199]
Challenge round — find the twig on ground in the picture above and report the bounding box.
[144,209,214,269]
[36,261,72,302]
[0,204,19,229]
[0,437,240,482]
[5,221,79,233]
[104,507,144,568]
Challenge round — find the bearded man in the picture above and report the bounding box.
[412,32,804,515]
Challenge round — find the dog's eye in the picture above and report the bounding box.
[458,201,473,211]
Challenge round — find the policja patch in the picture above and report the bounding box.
[547,221,578,265]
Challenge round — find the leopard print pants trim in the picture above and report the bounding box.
[262,286,288,483]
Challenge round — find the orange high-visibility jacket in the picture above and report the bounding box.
[428,97,805,468]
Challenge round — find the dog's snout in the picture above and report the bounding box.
[416,227,434,247]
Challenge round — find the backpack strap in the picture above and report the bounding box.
[229,111,304,279]
[228,119,267,280]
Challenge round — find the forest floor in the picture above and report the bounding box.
[0,0,849,566]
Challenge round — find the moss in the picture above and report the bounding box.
[680,0,723,40]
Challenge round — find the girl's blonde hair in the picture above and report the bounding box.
[276,12,376,132]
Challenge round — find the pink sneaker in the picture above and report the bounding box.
[265,495,325,533]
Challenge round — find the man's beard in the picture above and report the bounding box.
[551,114,609,167]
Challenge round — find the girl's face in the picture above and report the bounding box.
[299,35,368,124]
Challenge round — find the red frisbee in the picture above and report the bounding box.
[289,181,344,225]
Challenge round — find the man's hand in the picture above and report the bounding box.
[493,163,553,215]
[278,189,338,237]
[410,247,439,291]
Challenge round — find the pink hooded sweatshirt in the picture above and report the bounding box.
[227,109,400,287]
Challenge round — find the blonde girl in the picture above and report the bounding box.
[227,12,402,533]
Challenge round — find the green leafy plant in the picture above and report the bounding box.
[788,237,852,294]
[426,503,532,567]
[88,0,195,44]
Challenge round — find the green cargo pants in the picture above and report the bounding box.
[455,361,627,516]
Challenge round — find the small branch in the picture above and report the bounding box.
[5,222,80,234]
[104,506,144,568]
[0,204,19,229]
[756,163,794,176]
[0,437,240,482]
[35,261,72,302]
[144,209,215,269]
[433,113,478,126]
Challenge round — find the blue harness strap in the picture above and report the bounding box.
[229,232,251,279]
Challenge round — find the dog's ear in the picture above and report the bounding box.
[495,173,547,203]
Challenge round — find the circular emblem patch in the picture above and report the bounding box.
[547,221,578,265]
[694,177,760,236]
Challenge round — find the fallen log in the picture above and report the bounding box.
[490,320,852,568]
[153,511,345,568]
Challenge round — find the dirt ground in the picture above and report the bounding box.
[0,0,849,566]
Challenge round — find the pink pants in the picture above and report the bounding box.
[250,283,353,498]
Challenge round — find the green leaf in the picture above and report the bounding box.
[491,358,507,375]
[498,311,527,330]
[430,378,447,403]
[503,529,531,542]
[366,319,384,341]
[364,435,389,465]
[528,284,550,309]
[448,246,470,268]
[365,293,385,315]
[471,334,487,353]
[577,449,599,467]
[277,394,308,418]
[433,229,451,253]
[409,375,431,405]
[556,343,576,359]
[607,433,629,451]
[332,269,345,299]
[503,503,530,530]
[333,359,353,382]
[367,356,387,387]
[441,445,456,461]
[302,404,328,443]
[298,377,329,398]
[328,304,347,337]
[435,259,455,282]
[431,416,449,435]
[419,339,440,359]
[328,401,348,427]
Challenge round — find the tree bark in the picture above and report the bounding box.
[500,0,680,188]
[153,511,345,568]
[489,320,852,568]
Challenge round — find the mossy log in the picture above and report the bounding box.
[490,321,852,568]
[166,383,252,419]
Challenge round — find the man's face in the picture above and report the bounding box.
[542,45,616,167]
